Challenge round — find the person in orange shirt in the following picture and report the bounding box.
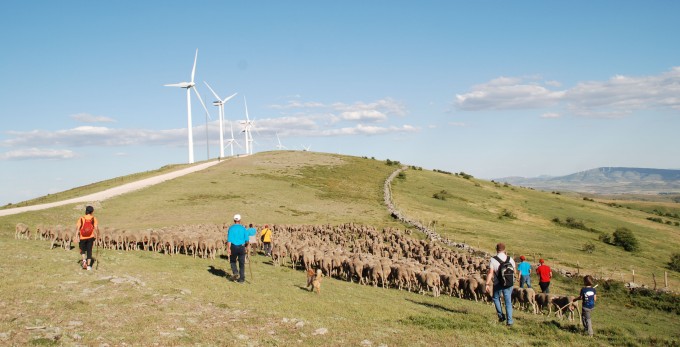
[76,206,99,270]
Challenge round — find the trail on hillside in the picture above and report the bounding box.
[0,160,222,217]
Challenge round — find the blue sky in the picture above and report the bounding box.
[1,1,679,205]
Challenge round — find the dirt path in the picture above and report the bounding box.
[0,160,223,217]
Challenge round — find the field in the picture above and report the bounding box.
[1,151,679,346]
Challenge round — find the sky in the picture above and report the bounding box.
[1,1,679,206]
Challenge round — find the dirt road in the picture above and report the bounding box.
[0,160,222,217]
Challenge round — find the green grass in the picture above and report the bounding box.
[1,151,680,346]
[391,168,680,289]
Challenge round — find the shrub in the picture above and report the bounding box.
[598,233,612,244]
[397,172,406,180]
[669,253,680,272]
[582,241,596,253]
[459,172,473,179]
[498,209,516,219]
[612,227,639,252]
[433,190,451,201]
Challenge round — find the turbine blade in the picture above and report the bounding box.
[164,82,190,88]
[243,96,250,122]
[203,81,221,101]
[190,49,198,83]
[223,92,238,103]
[193,87,212,120]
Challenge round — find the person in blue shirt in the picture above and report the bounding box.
[226,214,248,283]
[246,223,257,257]
[517,255,532,288]
[573,275,597,336]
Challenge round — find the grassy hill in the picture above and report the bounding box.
[1,151,679,346]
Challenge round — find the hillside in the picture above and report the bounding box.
[499,167,680,194]
[1,152,679,346]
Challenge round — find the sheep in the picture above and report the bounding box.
[552,295,579,321]
[535,293,554,315]
[15,223,30,240]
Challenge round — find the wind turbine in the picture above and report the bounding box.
[275,133,287,150]
[241,96,256,155]
[224,120,241,156]
[164,49,210,164]
[302,144,311,152]
[204,81,237,158]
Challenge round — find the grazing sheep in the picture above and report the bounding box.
[552,295,579,321]
[15,223,30,240]
[535,293,554,315]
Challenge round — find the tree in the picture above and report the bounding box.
[612,227,639,252]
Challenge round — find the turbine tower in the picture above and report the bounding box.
[164,49,210,164]
[241,96,255,155]
[225,120,241,156]
[204,81,237,158]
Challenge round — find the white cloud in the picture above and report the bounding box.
[70,113,116,123]
[0,148,75,160]
[540,113,561,119]
[320,124,418,136]
[449,122,467,127]
[455,67,680,118]
[269,97,407,122]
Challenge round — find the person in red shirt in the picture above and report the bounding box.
[536,258,552,293]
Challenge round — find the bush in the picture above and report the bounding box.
[599,233,612,244]
[612,227,639,252]
[669,253,680,272]
[397,172,406,180]
[498,209,516,220]
[582,241,596,253]
[433,190,451,201]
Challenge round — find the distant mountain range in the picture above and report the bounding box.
[497,167,680,194]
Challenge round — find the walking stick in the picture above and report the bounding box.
[248,248,254,283]
[95,237,100,270]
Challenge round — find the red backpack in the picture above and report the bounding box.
[80,217,94,238]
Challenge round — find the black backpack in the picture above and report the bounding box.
[494,255,515,288]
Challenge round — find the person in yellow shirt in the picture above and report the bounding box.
[260,224,272,256]
[76,206,99,270]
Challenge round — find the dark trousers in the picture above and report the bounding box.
[79,238,94,260]
[539,281,551,293]
[263,242,271,256]
[230,244,246,282]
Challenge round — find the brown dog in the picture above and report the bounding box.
[307,269,323,294]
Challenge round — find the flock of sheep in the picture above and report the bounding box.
[14,221,580,319]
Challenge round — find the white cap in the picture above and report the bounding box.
[233,214,241,221]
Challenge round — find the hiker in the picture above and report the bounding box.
[536,258,553,293]
[573,275,597,336]
[246,223,257,257]
[76,206,98,271]
[226,214,248,283]
[517,255,532,288]
[260,224,272,256]
[485,243,516,326]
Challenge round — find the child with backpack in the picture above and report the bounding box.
[573,275,597,336]
[77,206,98,270]
[485,243,516,326]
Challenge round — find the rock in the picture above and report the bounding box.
[68,321,83,326]
[312,328,328,335]
[282,318,289,323]
[361,340,372,346]
[0,332,9,341]
[72,333,82,341]
[237,334,249,340]
[295,321,305,329]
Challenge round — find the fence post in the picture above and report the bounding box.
[652,273,657,290]
[665,271,668,288]
[632,269,635,283]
